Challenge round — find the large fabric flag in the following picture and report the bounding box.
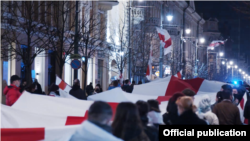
[146,45,153,80]
[132,75,247,124]
[156,27,172,55]
[207,40,226,50]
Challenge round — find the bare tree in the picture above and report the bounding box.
[108,7,130,82]
[130,20,156,81]
[46,1,77,78]
[1,1,51,84]
[77,3,108,94]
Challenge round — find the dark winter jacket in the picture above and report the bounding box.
[173,109,208,125]
[140,115,158,141]
[163,99,180,125]
[69,85,87,100]
[34,82,43,95]
[121,127,150,141]
[3,84,22,106]
[86,85,94,96]
[244,98,250,120]
[89,121,112,133]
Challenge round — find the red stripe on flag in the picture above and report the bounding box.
[165,76,204,96]
[240,98,244,109]
[156,96,171,104]
[244,119,248,124]
[1,128,45,141]
[58,80,67,90]
[65,103,119,125]
[164,38,172,48]
[158,33,165,41]
[177,72,181,79]
[108,102,119,120]
[65,111,88,125]
[146,65,150,76]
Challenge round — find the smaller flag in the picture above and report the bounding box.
[156,27,172,55]
[207,40,225,50]
[174,70,182,79]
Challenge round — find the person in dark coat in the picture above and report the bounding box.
[19,79,27,93]
[138,81,142,85]
[174,96,207,125]
[136,100,158,141]
[162,92,185,125]
[122,80,130,91]
[212,91,242,125]
[96,84,103,92]
[69,79,87,100]
[211,91,223,111]
[34,79,43,95]
[244,97,250,125]
[86,82,94,96]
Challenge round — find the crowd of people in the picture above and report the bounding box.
[2,75,250,140]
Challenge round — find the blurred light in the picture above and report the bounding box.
[222,61,225,65]
[239,69,242,72]
[167,15,173,21]
[82,57,85,62]
[230,61,233,65]
[185,29,191,34]
[120,51,124,56]
[200,38,205,43]
[211,47,214,50]
[219,52,223,56]
[243,72,245,74]
[244,76,246,79]
[227,65,231,68]
[234,81,237,84]
[235,65,238,68]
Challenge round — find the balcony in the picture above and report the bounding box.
[99,0,119,11]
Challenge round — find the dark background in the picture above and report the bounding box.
[195,1,250,70]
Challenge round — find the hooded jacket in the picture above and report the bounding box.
[3,84,22,106]
[70,120,123,141]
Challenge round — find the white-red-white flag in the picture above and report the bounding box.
[207,40,225,50]
[174,70,182,79]
[156,27,172,55]
[55,76,77,99]
[146,45,153,80]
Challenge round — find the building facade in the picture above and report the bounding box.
[1,1,118,99]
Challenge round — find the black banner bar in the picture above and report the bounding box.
[159,125,249,140]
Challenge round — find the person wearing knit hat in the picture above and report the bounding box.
[182,88,196,100]
[196,95,219,125]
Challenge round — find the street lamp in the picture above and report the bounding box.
[230,61,233,65]
[199,38,205,44]
[185,29,191,34]
[167,15,173,21]
[220,52,224,57]
[243,72,245,74]
[235,65,238,69]
[227,65,231,69]
[211,47,214,50]
[239,69,242,72]
[222,61,225,65]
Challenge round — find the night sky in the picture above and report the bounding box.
[195,1,250,64]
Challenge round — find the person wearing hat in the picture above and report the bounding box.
[3,75,22,106]
[182,88,196,100]
[196,95,219,125]
[147,99,164,127]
